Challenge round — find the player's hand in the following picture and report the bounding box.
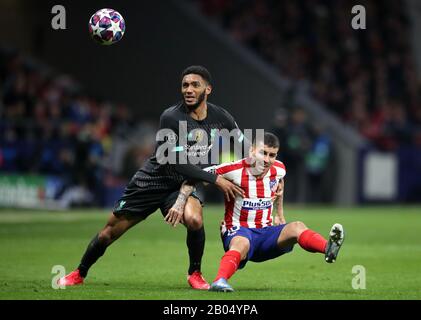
[274,215,286,226]
[215,176,245,201]
[164,206,184,227]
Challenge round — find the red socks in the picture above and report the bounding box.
[298,229,327,253]
[213,231,326,282]
[214,250,241,281]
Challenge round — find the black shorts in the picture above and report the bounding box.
[112,180,203,219]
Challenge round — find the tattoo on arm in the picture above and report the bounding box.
[174,182,195,210]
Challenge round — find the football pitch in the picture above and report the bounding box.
[0,205,420,300]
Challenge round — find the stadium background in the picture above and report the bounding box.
[0,0,420,300]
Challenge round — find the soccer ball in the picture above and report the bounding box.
[88,8,125,45]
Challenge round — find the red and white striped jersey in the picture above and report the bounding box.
[205,158,286,230]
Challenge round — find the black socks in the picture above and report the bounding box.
[78,234,108,278]
[77,227,205,277]
[186,226,205,275]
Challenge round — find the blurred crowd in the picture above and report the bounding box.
[270,107,334,203]
[0,48,154,207]
[196,0,421,151]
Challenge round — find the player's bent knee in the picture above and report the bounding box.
[290,221,308,237]
[230,236,250,260]
[183,197,203,230]
[293,221,307,229]
[184,214,203,230]
[281,221,307,240]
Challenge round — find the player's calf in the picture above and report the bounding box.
[297,228,328,254]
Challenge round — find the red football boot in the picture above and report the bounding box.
[187,271,210,290]
[58,269,84,287]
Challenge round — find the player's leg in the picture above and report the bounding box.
[58,213,144,286]
[210,231,252,293]
[277,221,327,253]
[79,213,145,274]
[214,236,249,280]
[277,221,345,262]
[160,190,209,289]
[277,221,309,247]
[182,196,209,289]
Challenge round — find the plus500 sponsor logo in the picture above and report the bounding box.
[241,198,272,210]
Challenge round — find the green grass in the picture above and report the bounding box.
[0,205,420,300]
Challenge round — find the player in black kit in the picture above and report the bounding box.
[58,66,245,289]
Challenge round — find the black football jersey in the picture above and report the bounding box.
[131,101,241,192]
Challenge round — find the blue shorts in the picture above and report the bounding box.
[222,224,294,269]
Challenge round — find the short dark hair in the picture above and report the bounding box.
[181,65,212,85]
[253,132,280,149]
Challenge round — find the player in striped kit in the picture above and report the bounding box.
[166,132,345,292]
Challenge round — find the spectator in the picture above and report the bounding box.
[281,107,313,203]
[196,0,420,150]
[305,123,334,203]
[0,48,154,207]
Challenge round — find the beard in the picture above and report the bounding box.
[184,90,206,111]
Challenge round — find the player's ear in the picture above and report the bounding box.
[206,84,212,95]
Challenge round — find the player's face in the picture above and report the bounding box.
[181,74,212,109]
[250,143,278,175]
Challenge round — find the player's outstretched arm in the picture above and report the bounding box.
[164,181,195,227]
[215,175,244,201]
[203,165,244,201]
[173,164,244,201]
